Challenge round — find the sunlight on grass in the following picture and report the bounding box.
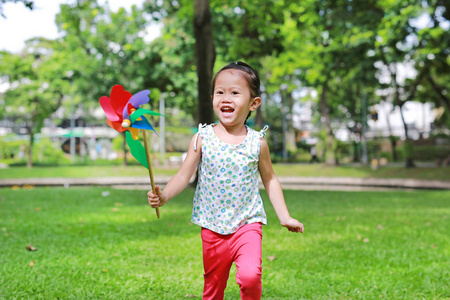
[1,164,449,181]
[1,187,449,298]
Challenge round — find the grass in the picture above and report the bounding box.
[1,187,448,299]
[0,163,449,181]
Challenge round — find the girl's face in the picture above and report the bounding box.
[212,70,261,129]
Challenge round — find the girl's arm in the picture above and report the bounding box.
[148,134,201,207]
[258,138,304,233]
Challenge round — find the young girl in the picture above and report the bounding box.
[148,61,304,300]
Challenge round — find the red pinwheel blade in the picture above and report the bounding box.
[110,85,132,116]
[99,96,120,122]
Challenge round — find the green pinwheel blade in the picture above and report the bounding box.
[125,131,148,169]
[130,108,165,123]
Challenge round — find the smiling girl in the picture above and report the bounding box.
[148,61,304,300]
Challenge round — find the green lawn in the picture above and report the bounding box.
[1,163,449,181]
[1,187,448,299]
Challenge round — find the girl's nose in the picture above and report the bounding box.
[222,93,231,101]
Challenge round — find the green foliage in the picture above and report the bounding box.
[0,136,68,166]
[0,136,25,162]
[32,138,67,164]
[1,0,449,168]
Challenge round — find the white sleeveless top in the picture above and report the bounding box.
[191,124,269,234]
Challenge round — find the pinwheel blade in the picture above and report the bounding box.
[99,96,120,121]
[129,127,140,140]
[122,90,151,121]
[110,85,132,115]
[132,118,156,133]
[125,131,148,169]
[130,108,164,123]
[129,90,151,107]
[107,119,126,132]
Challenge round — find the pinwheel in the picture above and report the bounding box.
[99,84,163,218]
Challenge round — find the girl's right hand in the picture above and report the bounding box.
[147,185,166,208]
[282,217,304,233]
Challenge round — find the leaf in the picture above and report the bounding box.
[26,245,37,251]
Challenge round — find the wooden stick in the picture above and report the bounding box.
[142,129,160,219]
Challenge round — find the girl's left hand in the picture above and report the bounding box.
[282,218,304,233]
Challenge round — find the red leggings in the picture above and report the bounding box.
[201,222,262,300]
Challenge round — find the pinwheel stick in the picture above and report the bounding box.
[142,129,160,219]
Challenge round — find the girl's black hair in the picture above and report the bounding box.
[211,61,261,123]
[211,61,260,97]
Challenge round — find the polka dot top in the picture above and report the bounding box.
[191,124,269,235]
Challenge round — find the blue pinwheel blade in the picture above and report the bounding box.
[132,118,157,133]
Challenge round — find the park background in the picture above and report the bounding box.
[0,0,449,299]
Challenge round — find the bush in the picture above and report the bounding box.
[0,136,27,163]
[0,136,69,166]
[413,145,450,161]
[33,138,68,164]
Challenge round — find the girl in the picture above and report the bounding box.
[148,61,304,300]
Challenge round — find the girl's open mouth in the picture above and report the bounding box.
[221,107,234,116]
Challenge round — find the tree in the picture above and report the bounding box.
[374,0,449,167]
[56,0,171,165]
[0,0,33,18]
[262,0,384,164]
[0,39,72,167]
[412,0,450,130]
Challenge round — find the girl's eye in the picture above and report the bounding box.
[232,91,239,95]
[216,91,224,94]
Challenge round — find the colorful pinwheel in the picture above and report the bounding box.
[99,84,163,218]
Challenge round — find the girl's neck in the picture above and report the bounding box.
[213,123,247,145]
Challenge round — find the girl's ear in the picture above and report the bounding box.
[250,97,261,111]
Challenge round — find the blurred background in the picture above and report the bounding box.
[0,0,449,170]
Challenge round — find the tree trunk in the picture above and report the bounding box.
[319,82,336,165]
[194,0,215,125]
[382,101,398,162]
[399,104,415,168]
[286,90,296,152]
[26,100,39,168]
[122,132,128,166]
[254,107,263,128]
[389,137,398,162]
[27,125,34,168]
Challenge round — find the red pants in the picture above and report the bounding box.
[201,222,262,300]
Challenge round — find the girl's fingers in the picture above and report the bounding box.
[154,185,160,195]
